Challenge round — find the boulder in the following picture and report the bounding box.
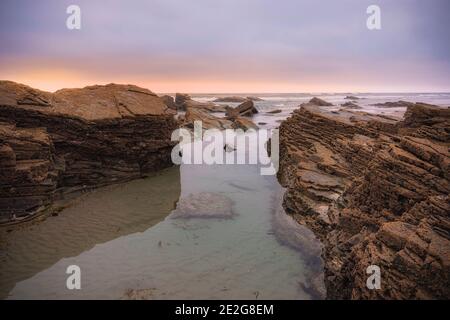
[340,102,361,109]
[213,96,263,103]
[225,100,258,118]
[232,117,258,131]
[345,95,360,100]
[175,92,225,112]
[0,81,178,222]
[266,109,282,114]
[184,107,234,130]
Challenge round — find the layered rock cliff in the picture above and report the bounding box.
[277,102,449,299]
[0,81,178,222]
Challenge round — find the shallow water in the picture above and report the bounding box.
[1,150,323,300]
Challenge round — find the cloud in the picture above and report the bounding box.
[0,0,449,92]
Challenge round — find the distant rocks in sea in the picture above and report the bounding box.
[225,100,258,118]
[340,101,361,109]
[372,100,415,108]
[308,97,334,106]
[344,95,360,100]
[213,96,263,103]
[175,93,225,112]
[160,95,177,110]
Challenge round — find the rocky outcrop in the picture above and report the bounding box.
[225,100,258,118]
[213,96,263,103]
[175,93,225,112]
[345,96,360,100]
[341,102,361,109]
[308,97,333,106]
[372,100,415,108]
[160,95,177,110]
[0,81,178,222]
[277,101,449,299]
[232,117,259,131]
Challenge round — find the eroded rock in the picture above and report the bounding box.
[277,103,450,299]
[171,192,235,219]
[0,81,178,221]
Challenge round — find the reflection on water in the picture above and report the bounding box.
[1,139,324,300]
[0,167,181,298]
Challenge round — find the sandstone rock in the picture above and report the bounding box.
[0,81,178,221]
[184,107,234,130]
[160,95,177,110]
[372,100,415,108]
[266,109,282,114]
[213,96,263,103]
[277,103,450,299]
[308,97,333,106]
[225,100,258,118]
[0,123,61,221]
[175,93,191,108]
[175,93,225,112]
[340,102,361,109]
[232,117,258,131]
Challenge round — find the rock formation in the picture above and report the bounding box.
[308,97,334,106]
[277,100,449,299]
[0,81,178,222]
[213,96,263,103]
[175,93,225,112]
[345,96,360,100]
[225,100,258,118]
[184,108,234,130]
[340,101,361,109]
[160,95,177,110]
[372,100,415,108]
[184,107,258,131]
[266,109,282,114]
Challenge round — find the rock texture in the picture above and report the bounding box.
[277,101,450,299]
[341,102,361,109]
[0,81,178,222]
[160,95,177,110]
[308,97,334,106]
[175,93,225,112]
[171,192,235,219]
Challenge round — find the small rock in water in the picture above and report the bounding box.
[171,192,235,219]
[224,144,236,152]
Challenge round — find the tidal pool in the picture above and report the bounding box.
[1,146,324,300]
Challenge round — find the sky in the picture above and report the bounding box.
[0,0,449,93]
